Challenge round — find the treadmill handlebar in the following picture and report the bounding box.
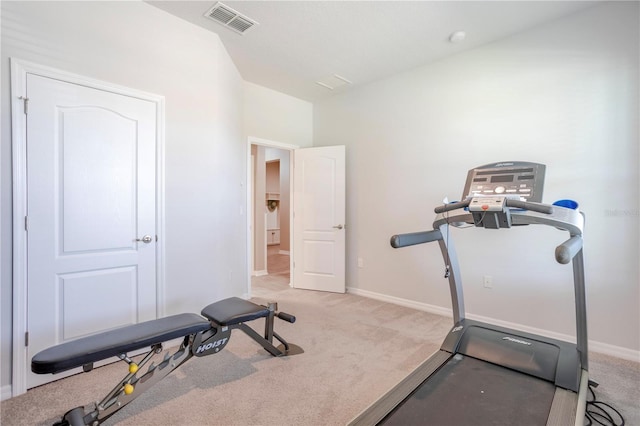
[505,199,553,214]
[555,235,583,264]
[390,230,443,248]
[433,198,553,215]
[434,200,471,214]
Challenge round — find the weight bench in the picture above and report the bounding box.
[31,297,297,426]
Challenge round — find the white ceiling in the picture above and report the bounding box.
[148,1,598,102]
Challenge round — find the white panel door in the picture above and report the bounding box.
[26,74,158,388]
[293,146,345,293]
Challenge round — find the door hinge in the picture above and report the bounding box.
[24,216,29,231]
[19,96,29,114]
[25,331,29,347]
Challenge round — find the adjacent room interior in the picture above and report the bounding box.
[251,144,291,285]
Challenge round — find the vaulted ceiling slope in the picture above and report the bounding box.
[148,1,598,102]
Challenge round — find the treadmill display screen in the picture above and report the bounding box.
[490,175,514,183]
[462,162,546,202]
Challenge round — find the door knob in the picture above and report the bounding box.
[136,235,153,243]
[333,224,344,230]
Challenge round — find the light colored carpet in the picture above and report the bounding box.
[1,256,638,425]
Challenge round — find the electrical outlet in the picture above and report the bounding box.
[358,257,364,268]
[483,275,493,289]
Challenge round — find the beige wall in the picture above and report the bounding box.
[252,146,267,274]
[244,82,313,148]
[314,2,639,355]
[1,1,246,394]
[278,151,292,253]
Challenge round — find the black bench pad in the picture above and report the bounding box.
[32,313,210,375]
[201,297,269,326]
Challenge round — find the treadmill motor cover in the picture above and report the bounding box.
[457,325,560,383]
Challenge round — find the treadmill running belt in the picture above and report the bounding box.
[381,354,556,426]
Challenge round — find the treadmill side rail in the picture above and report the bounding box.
[546,387,578,426]
[348,350,451,426]
[547,370,588,426]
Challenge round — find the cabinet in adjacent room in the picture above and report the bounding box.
[267,228,280,245]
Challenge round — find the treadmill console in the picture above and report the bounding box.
[462,161,546,202]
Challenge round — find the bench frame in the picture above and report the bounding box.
[33,298,296,426]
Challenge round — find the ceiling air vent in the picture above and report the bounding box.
[204,2,258,35]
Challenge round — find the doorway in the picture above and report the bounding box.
[246,139,347,297]
[265,158,289,279]
[247,138,298,297]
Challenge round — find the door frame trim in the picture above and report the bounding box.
[10,58,166,396]
[246,137,298,298]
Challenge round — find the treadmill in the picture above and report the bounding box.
[349,162,589,426]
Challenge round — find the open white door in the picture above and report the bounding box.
[293,146,345,293]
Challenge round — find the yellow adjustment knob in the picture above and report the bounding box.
[129,363,139,374]
[123,383,134,395]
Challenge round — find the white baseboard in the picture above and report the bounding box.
[346,286,640,363]
[348,287,452,318]
[2,384,13,401]
[252,270,268,277]
[589,340,640,362]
